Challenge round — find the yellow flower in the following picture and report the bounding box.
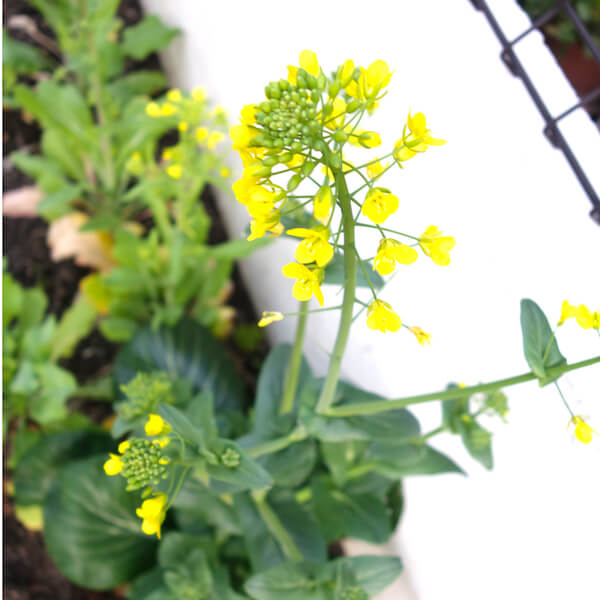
[574,305,600,330]
[366,157,388,179]
[248,213,283,241]
[166,164,182,179]
[373,239,417,275]
[354,130,382,149]
[196,126,209,143]
[288,49,319,84]
[145,413,168,437]
[569,416,598,444]
[136,493,168,539]
[220,167,230,177]
[160,102,177,116]
[258,311,284,327]
[167,89,182,103]
[240,104,257,125]
[287,226,334,267]
[365,59,392,95]
[192,86,206,102]
[145,102,161,117]
[314,185,333,222]
[325,97,347,131]
[162,148,173,161]
[152,437,171,449]
[337,59,355,87]
[178,121,188,132]
[366,299,401,333]
[207,131,225,150]
[103,454,123,476]
[395,111,446,161]
[361,188,399,224]
[419,226,455,266]
[282,263,324,306]
[408,326,432,345]
[558,300,577,326]
[118,440,130,454]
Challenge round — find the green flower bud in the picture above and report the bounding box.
[287,174,302,192]
[262,156,279,167]
[346,100,361,113]
[221,448,240,468]
[278,79,289,91]
[301,161,317,176]
[333,129,348,143]
[260,101,272,113]
[328,81,340,98]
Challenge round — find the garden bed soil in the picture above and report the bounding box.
[3,1,267,598]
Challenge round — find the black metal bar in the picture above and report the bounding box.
[562,0,600,65]
[510,4,562,46]
[554,86,600,122]
[471,0,600,225]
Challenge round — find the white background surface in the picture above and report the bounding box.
[142,1,600,597]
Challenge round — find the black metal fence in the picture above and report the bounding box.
[470,0,600,225]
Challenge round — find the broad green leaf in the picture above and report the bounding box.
[107,70,166,106]
[3,270,24,328]
[14,430,112,506]
[320,440,368,487]
[7,423,42,469]
[51,297,97,360]
[19,287,48,335]
[43,456,158,589]
[158,532,214,569]
[253,344,312,429]
[30,364,77,424]
[41,129,85,181]
[460,420,493,469]
[122,15,179,60]
[336,555,403,597]
[520,298,566,385]
[114,319,245,412]
[99,316,139,341]
[3,31,51,74]
[368,442,464,478]
[311,477,392,544]
[128,568,171,600]
[259,439,317,488]
[323,252,384,290]
[158,403,205,449]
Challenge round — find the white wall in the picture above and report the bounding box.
[141,1,600,598]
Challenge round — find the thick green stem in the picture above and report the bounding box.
[323,355,600,417]
[316,169,357,414]
[280,301,308,415]
[252,491,303,562]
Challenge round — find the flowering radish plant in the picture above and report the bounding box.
[20,51,597,600]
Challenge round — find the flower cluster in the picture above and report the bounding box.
[230,50,454,341]
[139,88,229,181]
[558,300,599,331]
[103,414,172,538]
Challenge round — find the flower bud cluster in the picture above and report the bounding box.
[119,438,171,491]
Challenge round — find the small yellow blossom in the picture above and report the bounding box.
[166,164,182,179]
[558,300,577,325]
[574,305,600,330]
[207,131,225,150]
[288,227,334,267]
[325,97,347,131]
[136,493,168,539]
[152,437,171,449]
[178,121,188,132]
[366,157,388,179]
[160,102,177,116]
[569,416,598,444]
[365,59,392,95]
[361,188,399,224]
[373,239,418,275]
[337,59,355,87]
[395,111,446,161]
[419,226,455,266]
[248,213,283,241]
[192,86,206,102]
[240,104,257,125]
[145,102,161,117]
[166,89,182,103]
[408,326,432,345]
[258,311,284,327]
[118,440,130,454]
[288,50,319,84]
[314,185,333,222]
[367,299,401,333]
[282,263,324,306]
[356,131,382,148]
[220,167,230,177]
[103,454,123,476]
[162,149,173,161]
[196,126,209,143]
[145,414,168,437]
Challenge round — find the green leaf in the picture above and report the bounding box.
[207,237,272,260]
[323,252,384,290]
[206,439,272,491]
[3,270,24,328]
[14,430,112,506]
[107,70,166,106]
[19,287,48,335]
[30,364,77,424]
[259,439,317,488]
[520,298,566,385]
[320,440,367,487]
[10,152,66,194]
[460,420,493,469]
[100,316,139,341]
[441,384,470,434]
[128,568,171,600]
[43,456,158,589]
[41,129,85,181]
[51,297,97,360]
[114,319,245,412]
[368,442,464,478]
[122,15,179,60]
[158,403,206,449]
[311,477,392,544]
[3,31,50,74]
[339,555,403,597]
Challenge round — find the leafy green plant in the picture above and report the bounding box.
[2,264,97,465]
